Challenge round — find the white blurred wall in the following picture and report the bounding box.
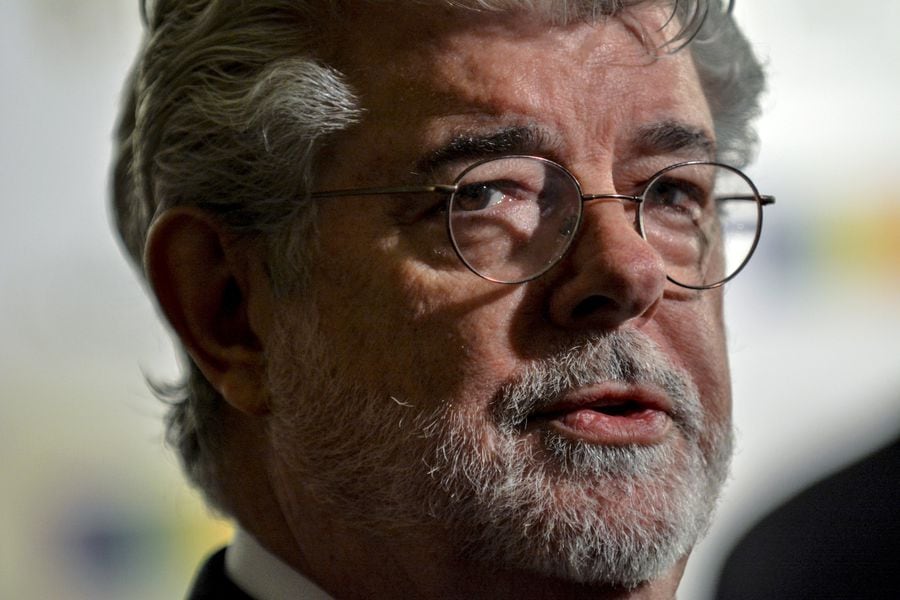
[682,2,900,597]
[1,1,897,598]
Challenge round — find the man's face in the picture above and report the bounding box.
[265,4,731,590]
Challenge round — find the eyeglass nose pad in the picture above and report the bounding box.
[558,214,579,237]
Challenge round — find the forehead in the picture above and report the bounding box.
[324,4,712,180]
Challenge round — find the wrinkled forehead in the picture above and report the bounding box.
[327,2,704,124]
[329,1,692,116]
[331,1,680,65]
[315,2,712,188]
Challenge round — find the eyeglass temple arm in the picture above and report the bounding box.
[578,193,776,206]
[310,184,457,199]
[311,188,775,206]
[719,194,776,206]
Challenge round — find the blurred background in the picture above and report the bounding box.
[1,1,897,598]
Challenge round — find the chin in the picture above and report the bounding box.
[423,408,732,589]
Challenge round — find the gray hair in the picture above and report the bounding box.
[112,0,764,514]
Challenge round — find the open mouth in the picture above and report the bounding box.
[529,399,650,422]
[524,388,672,446]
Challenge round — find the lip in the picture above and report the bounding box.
[525,383,673,446]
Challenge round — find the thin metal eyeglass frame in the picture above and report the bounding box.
[310,156,775,289]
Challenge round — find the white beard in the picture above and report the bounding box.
[267,313,732,589]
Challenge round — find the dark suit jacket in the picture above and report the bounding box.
[715,434,900,599]
[186,548,256,600]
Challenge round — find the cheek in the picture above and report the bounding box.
[388,263,531,405]
[658,293,731,425]
[312,208,526,406]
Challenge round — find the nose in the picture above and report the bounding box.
[547,198,667,331]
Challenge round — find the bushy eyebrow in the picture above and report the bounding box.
[632,120,716,160]
[416,125,558,175]
[415,120,714,177]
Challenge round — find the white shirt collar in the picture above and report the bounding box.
[225,528,335,600]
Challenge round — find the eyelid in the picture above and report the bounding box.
[615,159,697,195]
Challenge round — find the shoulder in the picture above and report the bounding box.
[186,547,256,600]
[715,436,900,599]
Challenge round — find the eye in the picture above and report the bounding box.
[453,180,524,212]
[644,177,707,217]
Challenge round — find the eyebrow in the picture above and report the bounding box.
[416,125,558,175]
[415,120,715,177]
[632,121,716,160]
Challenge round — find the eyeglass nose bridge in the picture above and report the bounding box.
[573,193,645,238]
[580,193,642,204]
[555,191,647,259]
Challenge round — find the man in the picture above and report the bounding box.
[113,1,771,598]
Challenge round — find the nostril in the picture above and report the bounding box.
[571,295,616,321]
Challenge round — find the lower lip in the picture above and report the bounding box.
[542,407,671,445]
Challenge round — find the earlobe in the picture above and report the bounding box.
[145,207,271,415]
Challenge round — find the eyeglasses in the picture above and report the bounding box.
[311,156,775,289]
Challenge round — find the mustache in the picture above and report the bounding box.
[490,330,702,437]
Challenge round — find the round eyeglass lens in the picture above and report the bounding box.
[447,157,581,283]
[639,162,762,289]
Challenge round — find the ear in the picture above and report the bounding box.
[145,207,273,415]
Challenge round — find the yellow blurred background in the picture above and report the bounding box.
[1,1,897,598]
